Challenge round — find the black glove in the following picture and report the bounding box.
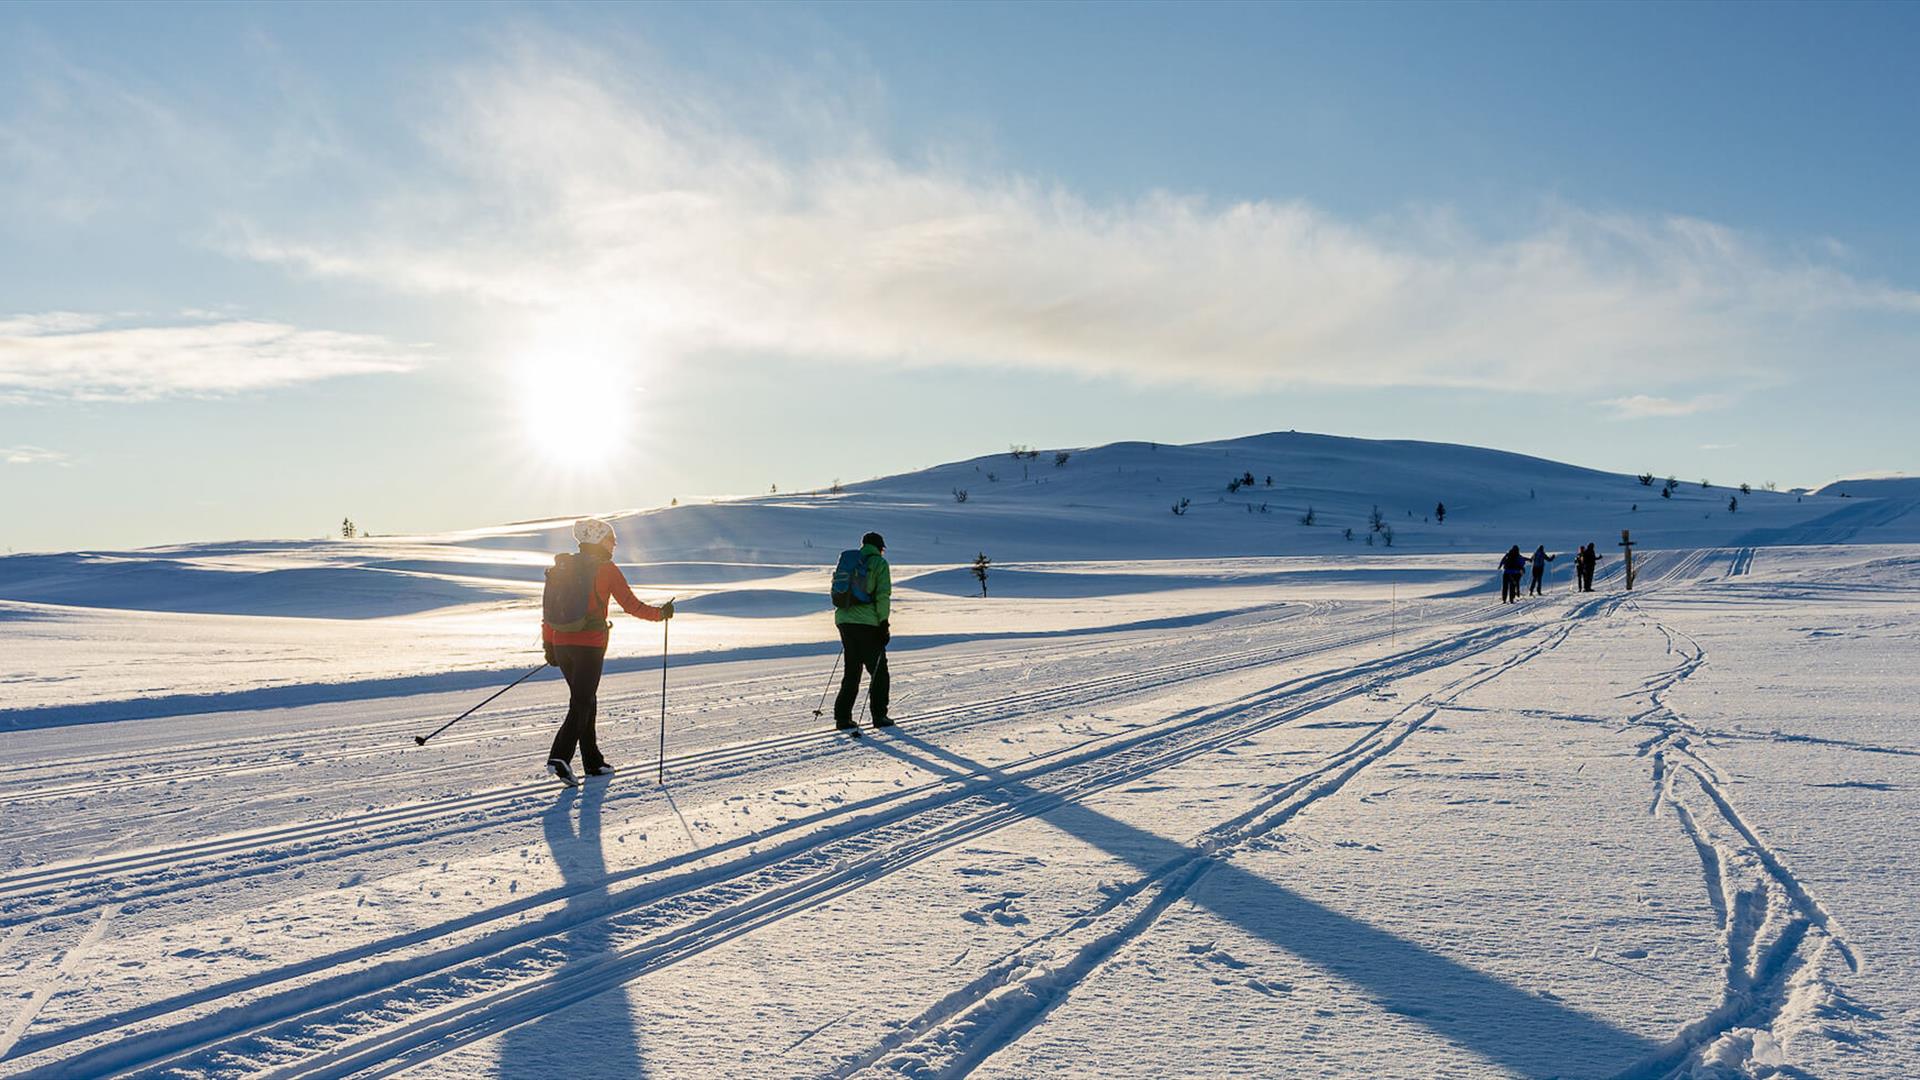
[880,619,891,646]
[543,643,556,665]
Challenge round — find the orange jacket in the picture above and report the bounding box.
[542,559,665,649]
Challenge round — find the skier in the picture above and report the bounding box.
[1576,543,1603,592]
[1499,545,1526,604]
[540,518,673,785]
[834,532,893,731]
[1528,545,1555,596]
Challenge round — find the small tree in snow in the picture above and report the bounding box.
[972,552,991,596]
[1265,475,1273,487]
[1380,524,1394,547]
[1728,496,1739,513]
[1740,482,1752,495]
[952,488,969,503]
[830,478,844,494]
[1344,527,1354,541]
[1435,501,1446,524]
[1171,498,1191,516]
[1054,451,1071,468]
[1227,477,1243,493]
[1701,478,1712,489]
[1369,505,1386,532]
[1299,505,1316,526]
[340,517,356,539]
[1638,473,1655,486]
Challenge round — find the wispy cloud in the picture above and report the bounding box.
[1599,393,1732,420]
[0,313,421,402]
[223,41,1920,395]
[2,444,70,466]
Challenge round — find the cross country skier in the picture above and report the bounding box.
[1576,543,1603,591]
[1499,545,1526,604]
[832,532,893,731]
[540,518,673,785]
[1528,545,1555,596]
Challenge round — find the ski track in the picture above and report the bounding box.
[10,612,1551,1078]
[1612,598,1863,1080]
[0,548,1801,1078]
[830,599,1602,1079]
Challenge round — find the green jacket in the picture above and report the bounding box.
[835,544,891,626]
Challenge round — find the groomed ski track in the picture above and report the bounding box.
[0,548,1893,1079]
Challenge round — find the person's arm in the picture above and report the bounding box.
[871,557,892,623]
[601,563,666,622]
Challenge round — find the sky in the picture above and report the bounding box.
[3,0,1917,553]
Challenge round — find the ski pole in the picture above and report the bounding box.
[414,662,547,746]
[812,653,842,719]
[658,601,673,785]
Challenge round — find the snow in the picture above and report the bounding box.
[1,431,1917,1077]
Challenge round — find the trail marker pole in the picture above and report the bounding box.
[1619,529,1638,591]
[1391,583,1396,648]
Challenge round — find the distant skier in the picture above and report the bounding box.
[540,518,673,785]
[1528,545,1555,596]
[1576,543,1603,592]
[1499,545,1526,604]
[832,532,893,731]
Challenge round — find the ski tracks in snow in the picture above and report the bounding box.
[1618,602,1870,1079]
[829,605,1602,1078]
[10,621,1537,1079]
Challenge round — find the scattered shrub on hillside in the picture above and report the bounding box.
[1701,478,1712,489]
[972,551,992,596]
[830,479,844,494]
[1265,475,1273,487]
[1299,505,1316,526]
[1054,451,1071,468]
[1740,482,1751,495]
[1009,444,1038,461]
[1728,496,1739,513]
[340,517,356,539]
[1227,478,1243,493]
[1345,527,1354,541]
[1763,481,1778,492]
[986,471,998,482]
[1171,497,1191,516]
[1381,524,1394,547]
[1638,473,1655,486]
[1435,501,1446,524]
[1369,505,1385,532]
[1365,532,1375,546]
[952,488,969,503]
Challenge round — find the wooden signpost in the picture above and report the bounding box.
[1619,529,1638,590]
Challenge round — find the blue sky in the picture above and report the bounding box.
[3,1,1917,552]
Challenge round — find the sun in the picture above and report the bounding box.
[513,329,636,468]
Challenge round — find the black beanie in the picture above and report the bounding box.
[863,532,886,550]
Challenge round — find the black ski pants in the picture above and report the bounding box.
[1529,564,1545,595]
[549,645,609,770]
[1501,573,1521,603]
[834,623,890,724]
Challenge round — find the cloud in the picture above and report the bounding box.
[216,41,1920,397]
[2,445,69,466]
[0,313,422,402]
[1599,394,1731,420]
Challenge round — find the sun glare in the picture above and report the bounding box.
[514,332,636,468]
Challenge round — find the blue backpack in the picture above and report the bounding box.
[830,549,874,609]
[543,553,602,632]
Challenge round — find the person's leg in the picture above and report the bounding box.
[574,647,608,770]
[833,624,864,724]
[549,647,582,763]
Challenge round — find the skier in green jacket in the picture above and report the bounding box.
[834,532,893,730]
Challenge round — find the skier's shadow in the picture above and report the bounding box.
[494,782,650,1078]
[863,731,1667,1078]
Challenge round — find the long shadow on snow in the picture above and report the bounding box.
[494,784,650,1079]
[0,604,1283,731]
[857,730,1663,1078]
